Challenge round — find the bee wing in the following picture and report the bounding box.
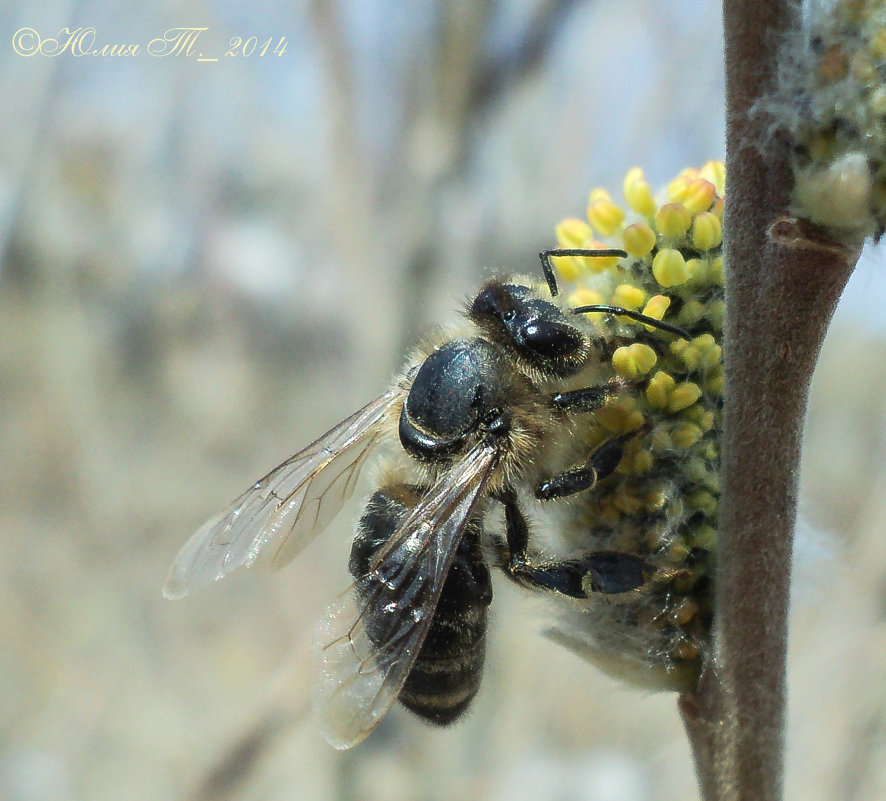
[164,388,401,600]
[311,440,498,750]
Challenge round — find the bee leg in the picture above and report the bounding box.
[551,378,625,412]
[577,551,654,594]
[497,488,586,597]
[534,435,626,501]
[497,489,651,597]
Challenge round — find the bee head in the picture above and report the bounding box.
[468,280,590,377]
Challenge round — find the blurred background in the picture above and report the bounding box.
[2,2,885,800]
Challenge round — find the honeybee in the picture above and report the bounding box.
[164,250,690,749]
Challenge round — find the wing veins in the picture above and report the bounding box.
[164,389,400,599]
[311,441,498,748]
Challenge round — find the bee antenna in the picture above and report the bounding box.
[537,248,629,299]
[571,304,692,340]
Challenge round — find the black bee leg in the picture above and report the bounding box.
[497,489,652,597]
[497,488,586,597]
[551,378,625,413]
[578,551,654,594]
[534,435,627,501]
[498,489,529,562]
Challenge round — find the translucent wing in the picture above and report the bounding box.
[164,388,401,600]
[311,440,499,749]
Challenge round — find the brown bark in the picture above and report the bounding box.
[683,3,863,799]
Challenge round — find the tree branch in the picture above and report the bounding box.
[681,2,863,799]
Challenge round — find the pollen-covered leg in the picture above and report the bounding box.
[534,435,626,501]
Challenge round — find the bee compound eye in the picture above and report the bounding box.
[519,320,583,359]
